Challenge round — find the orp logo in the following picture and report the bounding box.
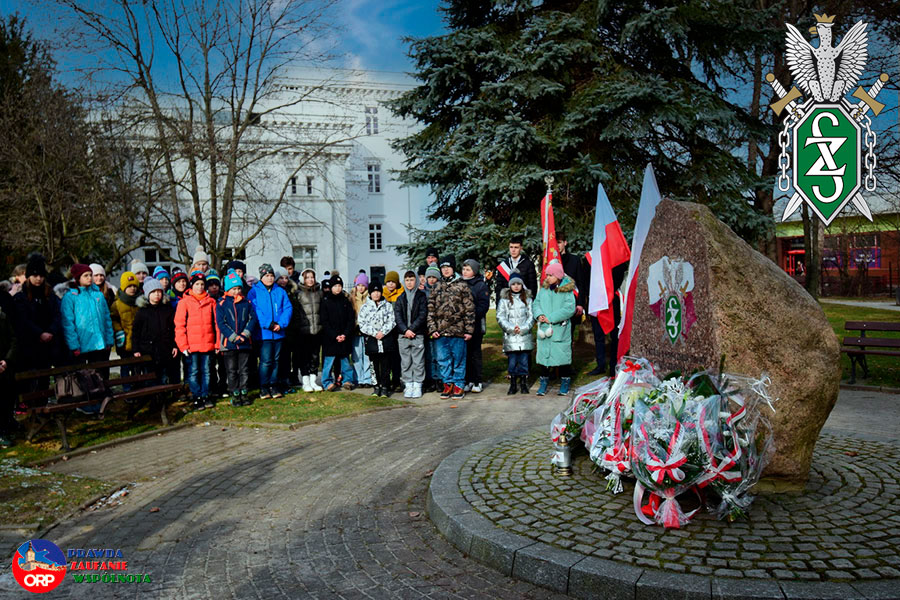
[11,539,67,593]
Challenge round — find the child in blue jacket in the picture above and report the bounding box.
[247,264,292,399]
[217,270,257,406]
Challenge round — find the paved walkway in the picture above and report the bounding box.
[0,387,895,599]
[820,298,900,313]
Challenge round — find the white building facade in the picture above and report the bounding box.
[129,68,436,283]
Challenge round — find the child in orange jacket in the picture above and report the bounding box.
[174,271,218,411]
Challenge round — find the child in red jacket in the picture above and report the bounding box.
[175,272,218,411]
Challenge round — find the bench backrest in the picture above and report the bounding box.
[844,321,900,333]
[15,355,153,382]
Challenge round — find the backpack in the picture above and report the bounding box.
[53,369,111,408]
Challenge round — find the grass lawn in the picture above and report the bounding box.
[0,459,110,528]
[819,301,900,388]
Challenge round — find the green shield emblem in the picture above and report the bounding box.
[665,295,681,344]
[793,103,861,226]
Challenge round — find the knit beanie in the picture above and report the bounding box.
[259,263,275,277]
[70,264,92,281]
[368,281,383,295]
[425,266,441,279]
[171,271,188,286]
[120,271,139,290]
[417,265,427,276]
[26,254,48,278]
[354,272,369,287]
[143,278,163,297]
[330,276,344,289]
[192,245,209,265]
[274,267,289,281]
[439,255,456,270]
[545,262,565,281]
[225,260,246,273]
[463,258,480,274]
[129,259,149,275]
[224,269,242,293]
[385,270,400,285]
[153,265,170,280]
[89,263,106,277]
[300,268,316,281]
[190,270,206,286]
[425,247,439,259]
[509,272,524,287]
[322,278,332,292]
[206,269,220,284]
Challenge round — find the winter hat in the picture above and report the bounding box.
[403,270,416,280]
[509,272,524,287]
[330,276,344,289]
[368,281,383,295]
[120,271,139,289]
[70,264,92,281]
[171,271,188,286]
[417,265,427,276]
[153,265,170,280]
[274,267,290,280]
[143,278,163,297]
[385,270,400,285]
[425,266,440,279]
[300,268,315,280]
[189,270,206,286]
[463,258,480,274]
[192,245,209,265]
[425,247,439,259]
[206,269,221,285]
[354,272,369,287]
[129,259,149,275]
[322,278,332,292]
[225,260,246,273]
[439,255,456,270]
[224,269,242,293]
[545,262,565,281]
[89,263,106,277]
[26,253,48,278]
[259,263,275,277]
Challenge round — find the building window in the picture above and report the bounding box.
[369,223,382,251]
[143,248,173,271]
[290,177,297,195]
[306,176,314,195]
[365,106,378,135]
[367,164,381,193]
[292,246,317,272]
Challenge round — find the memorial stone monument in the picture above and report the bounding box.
[630,199,840,485]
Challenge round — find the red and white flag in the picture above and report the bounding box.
[618,165,663,362]
[587,183,631,334]
[540,191,561,281]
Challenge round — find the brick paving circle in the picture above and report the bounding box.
[458,429,900,583]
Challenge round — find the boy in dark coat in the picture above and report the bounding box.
[394,270,428,398]
[216,270,257,405]
[132,278,179,386]
[319,277,356,391]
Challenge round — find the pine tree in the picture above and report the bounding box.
[391,0,776,242]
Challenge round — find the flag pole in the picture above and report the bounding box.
[542,176,554,279]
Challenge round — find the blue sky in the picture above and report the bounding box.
[0,0,447,75]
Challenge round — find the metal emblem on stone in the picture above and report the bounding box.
[768,13,887,226]
[647,256,696,346]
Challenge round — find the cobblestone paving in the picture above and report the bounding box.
[460,430,900,582]
[0,397,569,600]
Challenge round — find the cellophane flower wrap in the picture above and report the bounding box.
[550,377,612,451]
[695,374,776,521]
[629,382,707,529]
[587,357,660,493]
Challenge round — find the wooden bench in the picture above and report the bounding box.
[15,355,185,451]
[841,321,900,384]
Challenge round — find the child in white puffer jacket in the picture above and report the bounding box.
[496,273,534,395]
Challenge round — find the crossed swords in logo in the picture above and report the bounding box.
[767,71,889,221]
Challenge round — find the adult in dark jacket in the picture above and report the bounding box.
[581,256,627,377]
[277,272,304,392]
[319,277,356,391]
[132,278,179,385]
[493,236,538,304]
[461,259,490,393]
[13,254,64,376]
[296,268,323,391]
[394,270,428,398]
[557,232,584,340]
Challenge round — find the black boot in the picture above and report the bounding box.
[518,375,530,394]
[507,377,518,395]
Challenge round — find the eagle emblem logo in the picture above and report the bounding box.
[768,14,886,226]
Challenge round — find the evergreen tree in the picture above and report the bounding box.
[391,0,777,242]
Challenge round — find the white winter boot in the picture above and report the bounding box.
[412,382,423,399]
[404,383,412,398]
[310,374,323,392]
[301,374,314,393]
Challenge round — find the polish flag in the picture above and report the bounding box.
[618,165,663,362]
[587,183,631,334]
[540,191,561,281]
